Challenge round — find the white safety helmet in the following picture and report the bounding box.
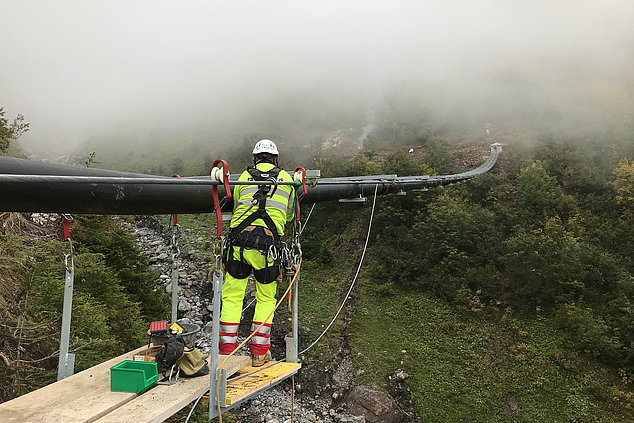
[252,139,279,156]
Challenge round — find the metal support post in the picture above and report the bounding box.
[285,264,300,363]
[170,262,179,324]
[170,217,180,324]
[209,263,223,419]
[292,270,299,362]
[57,215,75,380]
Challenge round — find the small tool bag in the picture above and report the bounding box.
[177,347,210,377]
[155,337,185,374]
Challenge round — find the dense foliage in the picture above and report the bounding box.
[303,132,634,399]
[1,118,632,420]
[0,216,169,401]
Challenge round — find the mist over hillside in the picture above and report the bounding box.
[1,1,633,161]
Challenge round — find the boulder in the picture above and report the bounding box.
[347,385,404,423]
[178,298,192,312]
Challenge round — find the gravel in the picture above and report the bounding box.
[131,216,368,423]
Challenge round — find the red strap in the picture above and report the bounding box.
[171,175,181,225]
[211,160,231,239]
[62,216,71,241]
[294,167,307,223]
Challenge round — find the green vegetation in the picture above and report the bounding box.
[352,286,632,422]
[0,216,169,401]
[298,132,634,421]
[1,117,633,421]
[0,107,29,156]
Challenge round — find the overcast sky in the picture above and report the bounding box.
[1,1,633,154]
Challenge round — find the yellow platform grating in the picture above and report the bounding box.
[225,362,301,405]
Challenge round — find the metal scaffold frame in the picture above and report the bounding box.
[207,256,301,419]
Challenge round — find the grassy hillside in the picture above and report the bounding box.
[293,130,634,421]
[351,285,632,422]
[293,206,633,421]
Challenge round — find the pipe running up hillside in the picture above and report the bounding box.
[0,144,501,214]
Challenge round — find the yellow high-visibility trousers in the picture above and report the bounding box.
[219,247,277,355]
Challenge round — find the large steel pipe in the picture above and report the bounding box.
[0,144,501,214]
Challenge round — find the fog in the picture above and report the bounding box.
[1,0,633,156]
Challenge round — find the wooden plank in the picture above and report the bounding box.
[0,346,146,423]
[94,355,250,423]
[225,362,301,405]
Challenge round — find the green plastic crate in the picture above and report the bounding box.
[110,360,158,393]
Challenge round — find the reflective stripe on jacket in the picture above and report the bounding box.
[230,162,295,236]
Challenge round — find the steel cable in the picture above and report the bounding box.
[299,184,378,355]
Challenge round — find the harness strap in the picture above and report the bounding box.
[231,208,281,248]
[231,164,284,247]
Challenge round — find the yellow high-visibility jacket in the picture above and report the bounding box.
[230,162,295,236]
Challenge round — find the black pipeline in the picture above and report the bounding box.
[0,144,501,214]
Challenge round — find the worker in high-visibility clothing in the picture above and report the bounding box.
[220,139,295,366]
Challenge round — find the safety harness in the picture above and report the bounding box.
[224,165,285,284]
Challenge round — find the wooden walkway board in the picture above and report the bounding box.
[225,362,301,405]
[0,346,146,423]
[95,355,250,423]
[0,348,250,423]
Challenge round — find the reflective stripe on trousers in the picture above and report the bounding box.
[219,321,239,355]
[220,248,278,356]
[249,321,272,355]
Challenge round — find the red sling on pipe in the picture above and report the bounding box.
[171,174,181,225]
[211,160,231,239]
[294,167,307,223]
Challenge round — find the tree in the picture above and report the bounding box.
[612,159,634,219]
[503,217,584,308]
[516,160,577,225]
[85,152,99,168]
[0,108,29,153]
[408,192,501,298]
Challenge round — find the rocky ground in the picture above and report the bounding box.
[131,215,400,423]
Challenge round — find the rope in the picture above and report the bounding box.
[299,184,378,355]
[299,203,316,235]
[242,297,256,313]
[185,388,208,423]
[227,360,279,382]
